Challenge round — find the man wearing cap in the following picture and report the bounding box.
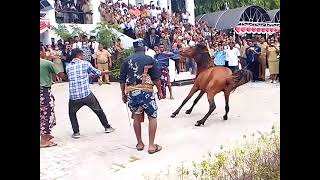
[66,48,115,139]
[119,39,164,154]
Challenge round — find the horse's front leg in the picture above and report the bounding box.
[171,85,199,118]
[185,91,205,114]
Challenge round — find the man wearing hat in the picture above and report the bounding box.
[119,39,164,154]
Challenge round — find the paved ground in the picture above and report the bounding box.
[40,81,280,180]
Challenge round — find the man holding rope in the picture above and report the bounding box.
[119,39,164,154]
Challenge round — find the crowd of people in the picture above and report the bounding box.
[98,1,280,84]
[40,35,124,84]
[54,0,93,24]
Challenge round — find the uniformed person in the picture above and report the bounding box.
[119,39,164,154]
[95,44,112,85]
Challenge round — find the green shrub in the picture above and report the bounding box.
[145,126,280,180]
[110,48,134,81]
[52,24,88,41]
[91,22,120,48]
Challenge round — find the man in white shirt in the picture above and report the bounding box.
[150,5,158,19]
[225,42,241,72]
[89,36,99,57]
[72,36,82,49]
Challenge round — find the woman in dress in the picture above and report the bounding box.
[52,46,64,83]
[267,40,280,84]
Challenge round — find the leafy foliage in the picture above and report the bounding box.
[90,22,122,48]
[145,126,280,180]
[110,47,134,81]
[195,0,280,16]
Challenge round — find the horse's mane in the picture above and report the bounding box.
[193,43,212,75]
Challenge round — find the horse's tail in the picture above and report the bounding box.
[228,69,253,93]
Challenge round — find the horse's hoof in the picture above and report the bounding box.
[171,114,177,118]
[185,110,192,114]
[223,115,228,120]
[195,121,204,126]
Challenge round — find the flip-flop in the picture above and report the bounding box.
[148,144,162,154]
[40,141,57,148]
[136,144,145,151]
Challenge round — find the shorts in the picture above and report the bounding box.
[128,90,158,118]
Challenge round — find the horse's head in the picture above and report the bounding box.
[180,43,208,59]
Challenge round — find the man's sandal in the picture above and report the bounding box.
[148,144,162,154]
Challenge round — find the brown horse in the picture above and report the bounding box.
[171,44,252,126]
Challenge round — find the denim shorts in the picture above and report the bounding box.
[128,90,158,118]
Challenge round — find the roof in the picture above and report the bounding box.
[40,19,49,33]
[268,9,280,23]
[195,5,271,30]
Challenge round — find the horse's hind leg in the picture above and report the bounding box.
[171,85,199,118]
[186,91,205,114]
[195,93,216,126]
[223,90,230,120]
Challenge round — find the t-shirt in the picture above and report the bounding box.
[40,58,60,87]
[213,51,226,66]
[226,48,240,66]
[150,9,158,18]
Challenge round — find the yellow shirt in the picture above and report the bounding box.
[95,49,111,64]
[258,42,268,59]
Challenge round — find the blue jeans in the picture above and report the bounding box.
[186,58,196,74]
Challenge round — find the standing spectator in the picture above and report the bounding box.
[119,39,163,153]
[239,39,247,69]
[95,44,112,85]
[246,39,261,82]
[66,48,115,139]
[181,10,190,24]
[81,41,92,63]
[267,40,280,83]
[155,44,174,99]
[57,39,64,50]
[225,42,240,72]
[72,36,82,49]
[82,0,93,24]
[258,37,268,81]
[55,0,64,23]
[40,47,65,148]
[144,28,160,49]
[213,43,226,66]
[62,43,73,74]
[159,31,171,51]
[52,46,64,83]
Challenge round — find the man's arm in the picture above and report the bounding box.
[49,61,66,80]
[87,61,108,76]
[119,61,128,103]
[148,58,164,99]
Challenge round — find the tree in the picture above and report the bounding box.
[195,0,280,16]
[90,22,122,48]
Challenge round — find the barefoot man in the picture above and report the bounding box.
[119,39,164,154]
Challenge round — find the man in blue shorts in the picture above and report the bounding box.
[119,39,164,154]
